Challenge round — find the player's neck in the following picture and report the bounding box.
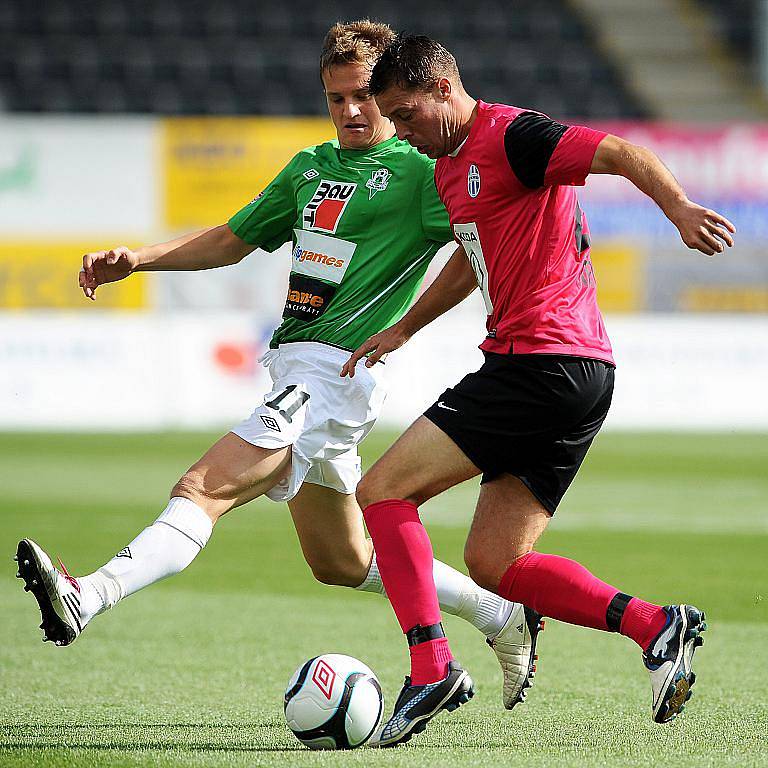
[447,96,478,156]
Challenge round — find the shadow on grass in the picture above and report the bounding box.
[1,723,305,753]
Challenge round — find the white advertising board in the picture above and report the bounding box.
[0,117,157,235]
[0,311,766,432]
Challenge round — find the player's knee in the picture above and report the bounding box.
[309,556,368,588]
[355,474,384,510]
[356,474,421,510]
[171,473,227,521]
[463,543,501,592]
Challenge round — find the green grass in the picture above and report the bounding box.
[1,429,766,767]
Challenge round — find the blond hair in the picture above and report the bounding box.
[320,19,397,74]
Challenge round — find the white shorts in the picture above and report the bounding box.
[231,341,387,502]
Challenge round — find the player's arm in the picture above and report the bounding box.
[341,245,476,377]
[590,135,735,256]
[80,225,253,300]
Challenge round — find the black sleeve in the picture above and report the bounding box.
[504,112,569,189]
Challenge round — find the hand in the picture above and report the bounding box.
[79,246,139,300]
[340,324,411,378]
[668,200,735,256]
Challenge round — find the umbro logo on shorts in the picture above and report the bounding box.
[260,414,281,432]
[116,547,132,559]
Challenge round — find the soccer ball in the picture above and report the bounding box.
[284,654,384,750]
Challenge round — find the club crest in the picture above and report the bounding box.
[468,164,481,198]
[366,168,391,199]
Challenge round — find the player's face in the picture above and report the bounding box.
[375,82,454,159]
[322,63,396,150]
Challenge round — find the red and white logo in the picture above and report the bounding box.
[302,180,357,234]
[311,659,337,700]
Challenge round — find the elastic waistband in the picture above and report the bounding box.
[274,340,353,362]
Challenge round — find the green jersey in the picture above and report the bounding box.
[228,136,453,351]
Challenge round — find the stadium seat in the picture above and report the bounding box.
[0,0,646,119]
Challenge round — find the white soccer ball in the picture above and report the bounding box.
[284,654,384,750]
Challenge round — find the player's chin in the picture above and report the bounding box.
[341,127,371,147]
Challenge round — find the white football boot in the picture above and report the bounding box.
[488,603,544,709]
[15,539,84,646]
[643,604,707,723]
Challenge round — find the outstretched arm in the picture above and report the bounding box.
[80,224,254,299]
[590,135,735,256]
[341,245,476,377]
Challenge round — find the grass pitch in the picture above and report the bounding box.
[1,429,766,767]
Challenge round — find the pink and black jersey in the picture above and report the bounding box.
[434,101,614,365]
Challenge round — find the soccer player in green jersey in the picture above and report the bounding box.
[16,21,540,710]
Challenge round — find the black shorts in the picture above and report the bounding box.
[423,353,614,514]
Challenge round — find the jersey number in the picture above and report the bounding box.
[265,385,310,423]
[453,222,493,314]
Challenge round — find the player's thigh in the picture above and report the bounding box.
[463,474,552,591]
[356,416,481,508]
[173,432,292,519]
[288,482,372,587]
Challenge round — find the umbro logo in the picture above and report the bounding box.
[303,169,319,180]
[116,547,132,559]
[260,414,281,432]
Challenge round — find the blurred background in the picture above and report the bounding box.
[1,0,767,431]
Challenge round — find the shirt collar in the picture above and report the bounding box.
[448,135,469,158]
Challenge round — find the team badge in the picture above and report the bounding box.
[303,169,319,180]
[302,180,357,233]
[366,168,391,199]
[468,164,481,198]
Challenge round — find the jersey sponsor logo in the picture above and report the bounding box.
[291,229,356,284]
[287,289,325,308]
[454,222,493,314]
[302,180,357,233]
[293,247,345,269]
[468,164,481,198]
[283,273,337,321]
[303,168,319,180]
[366,167,391,199]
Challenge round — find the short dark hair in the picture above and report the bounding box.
[369,34,460,95]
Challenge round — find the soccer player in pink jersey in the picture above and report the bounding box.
[341,35,736,746]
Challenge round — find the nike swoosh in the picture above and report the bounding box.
[437,401,458,412]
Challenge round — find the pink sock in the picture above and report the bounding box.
[364,499,453,684]
[409,638,454,686]
[497,551,666,648]
[620,598,669,651]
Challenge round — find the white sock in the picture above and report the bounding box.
[356,551,515,638]
[78,497,213,625]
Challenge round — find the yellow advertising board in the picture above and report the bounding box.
[591,241,644,312]
[0,242,147,309]
[162,117,335,229]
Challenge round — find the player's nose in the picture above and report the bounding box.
[344,101,362,119]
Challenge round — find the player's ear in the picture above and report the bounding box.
[436,77,452,101]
